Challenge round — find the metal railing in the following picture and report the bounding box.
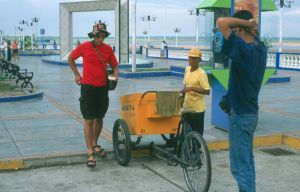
[144,47,300,70]
[278,53,300,70]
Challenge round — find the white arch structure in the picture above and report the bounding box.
[59,0,129,63]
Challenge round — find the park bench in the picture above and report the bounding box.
[0,60,10,74]
[17,70,34,92]
[0,60,34,92]
[6,63,20,79]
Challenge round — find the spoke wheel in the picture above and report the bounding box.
[113,119,132,166]
[182,131,211,192]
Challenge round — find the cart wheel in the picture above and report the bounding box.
[113,119,132,166]
[182,131,211,192]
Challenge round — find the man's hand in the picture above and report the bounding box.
[249,19,257,29]
[75,74,82,85]
[248,19,258,36]
[113,67,119,80]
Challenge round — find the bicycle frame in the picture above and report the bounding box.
[151,115,193,167]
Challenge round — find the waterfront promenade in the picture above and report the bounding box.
[0,55,300,191]
[0,55,299,161]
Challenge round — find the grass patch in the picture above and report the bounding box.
[0,75,18,92]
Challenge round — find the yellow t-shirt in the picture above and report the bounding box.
[183,66,210,112]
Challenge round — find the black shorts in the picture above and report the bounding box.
[13,49,18,54]
[79,84,109,120]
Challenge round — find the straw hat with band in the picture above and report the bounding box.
[88,20,111,38]
[188,48,202,58]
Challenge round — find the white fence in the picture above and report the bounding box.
[146,47,300,70]
[279,53,300,69]
[147,48,213,62]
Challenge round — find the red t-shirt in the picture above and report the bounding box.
[70,41,118,86]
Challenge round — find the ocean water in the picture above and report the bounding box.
[59,36,300,51]
[4,36,300,51]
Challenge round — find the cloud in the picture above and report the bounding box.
[285,7,300,16]
[1,0,300,37]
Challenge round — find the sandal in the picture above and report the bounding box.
[93,145,107,158]
[86,153,96,168]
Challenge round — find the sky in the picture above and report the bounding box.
[0,0,300,38]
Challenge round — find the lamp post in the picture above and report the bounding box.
[19,20,28,51]
[40,29,45,49]
[31,17,39,53]
[18,26,23,50]
[189,9,200,47]
[0,30,3,45]
[163,0,167,41]
[30,22,34,50]
[132,0,137,72]
[273,0,294,52]
[17,27,21,45]
[142,30,148,46]
[189,9,206,47]
[14,27,17,40]
[174,28,181,48]
[141,15,156,47]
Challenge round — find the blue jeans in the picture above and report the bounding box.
[228,110,258,192]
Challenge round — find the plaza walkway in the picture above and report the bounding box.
[0,56,300,169]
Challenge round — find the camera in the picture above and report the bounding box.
[219,94,231,114]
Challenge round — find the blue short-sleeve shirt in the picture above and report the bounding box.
[222,32,267,114]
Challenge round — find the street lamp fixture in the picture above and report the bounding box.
[174,28,181,47]
[274,0,294,7]
[19,20,28,26]
[141,15,156,47]
[189,9,206,47]
[273,0,294,52]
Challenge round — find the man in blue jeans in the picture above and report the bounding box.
[217,10,267,192]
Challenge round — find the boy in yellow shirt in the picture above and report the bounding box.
[182,48,210,135]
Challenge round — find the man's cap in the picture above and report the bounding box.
[188,48,202,58]
[88,20,111,38]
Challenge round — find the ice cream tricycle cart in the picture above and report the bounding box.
[113,91,211,192]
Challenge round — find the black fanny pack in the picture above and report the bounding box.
[106,69,117,90]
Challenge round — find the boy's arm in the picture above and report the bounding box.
[182,87,210,95]
[216,17,257,40]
